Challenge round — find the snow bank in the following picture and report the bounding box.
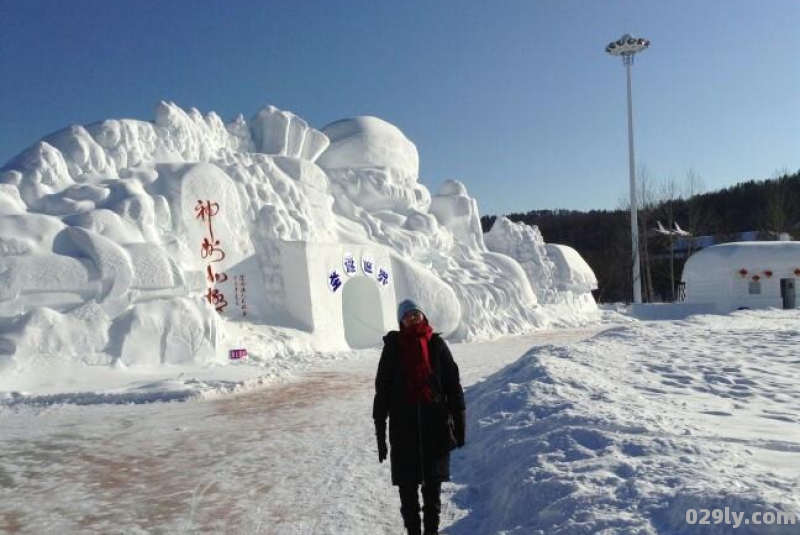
[0,101,599,388]
[451,310,799,534]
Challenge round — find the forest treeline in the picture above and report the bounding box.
[481,170,800,303]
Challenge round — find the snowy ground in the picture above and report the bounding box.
[456,309,799,534]
[1,310,799,534]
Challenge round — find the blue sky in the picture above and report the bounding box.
[1,0,799,215]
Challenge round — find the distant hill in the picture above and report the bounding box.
[482,171,800,303]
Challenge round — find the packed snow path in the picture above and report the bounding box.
[0,329,600,535]
[2,311,799,534]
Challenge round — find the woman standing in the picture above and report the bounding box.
[373,299,466,535]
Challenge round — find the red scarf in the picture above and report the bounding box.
[399,321,434,403]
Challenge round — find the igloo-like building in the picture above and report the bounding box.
[682,241,800,312]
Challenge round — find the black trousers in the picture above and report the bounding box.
[399,482,442,533]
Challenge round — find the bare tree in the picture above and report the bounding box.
[763,169,795,236]
[637,166,658,302]
[658,177,681,300]
[615,166,660,302]
[682,169,709,256]
[683,169,706,255]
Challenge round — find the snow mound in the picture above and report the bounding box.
[451,310,799,534]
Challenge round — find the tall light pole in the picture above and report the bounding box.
[606,34,649,304]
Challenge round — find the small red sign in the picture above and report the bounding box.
[229,348,248,360]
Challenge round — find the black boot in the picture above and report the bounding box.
[422,482,441,535]
[399,484,422,534]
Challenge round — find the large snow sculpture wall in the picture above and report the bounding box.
[0,102,598,370]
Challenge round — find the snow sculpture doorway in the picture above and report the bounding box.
[341,275,386,349]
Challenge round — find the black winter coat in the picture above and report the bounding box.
[373,331,465,486]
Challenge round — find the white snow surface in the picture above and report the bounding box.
[459,309,799,534]
[0,310,797,534]
[4,101,797,533]
[0,102,598,384]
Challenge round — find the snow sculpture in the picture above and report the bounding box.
[484,217,597,311]
[318,116,418,181]
[0,101,598,372]
[318,116,430,214]
[545,244,598,310]
[429,179,486,252]
[3,141,74,208]
[108,298,221,366]
[0,302,112,371]
[250,105,329,161]
[484,216,559,303]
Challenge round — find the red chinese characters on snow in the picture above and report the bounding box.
[206,265,229,284]
[196,199,228,313]
[195,200,219,238]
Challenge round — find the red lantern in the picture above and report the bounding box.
[738,268,748,277]
[764,270,773,278]
[752,275,760,282]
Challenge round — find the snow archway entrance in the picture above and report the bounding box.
[341,276,386,349]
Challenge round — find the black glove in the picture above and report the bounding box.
[453,409,466,448]
[375,419,388,463]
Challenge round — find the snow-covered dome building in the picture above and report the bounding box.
[682,241,800,311]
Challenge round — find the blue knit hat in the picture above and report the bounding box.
[397,299,424,325]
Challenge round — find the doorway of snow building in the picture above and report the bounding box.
[341,276,386,349]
